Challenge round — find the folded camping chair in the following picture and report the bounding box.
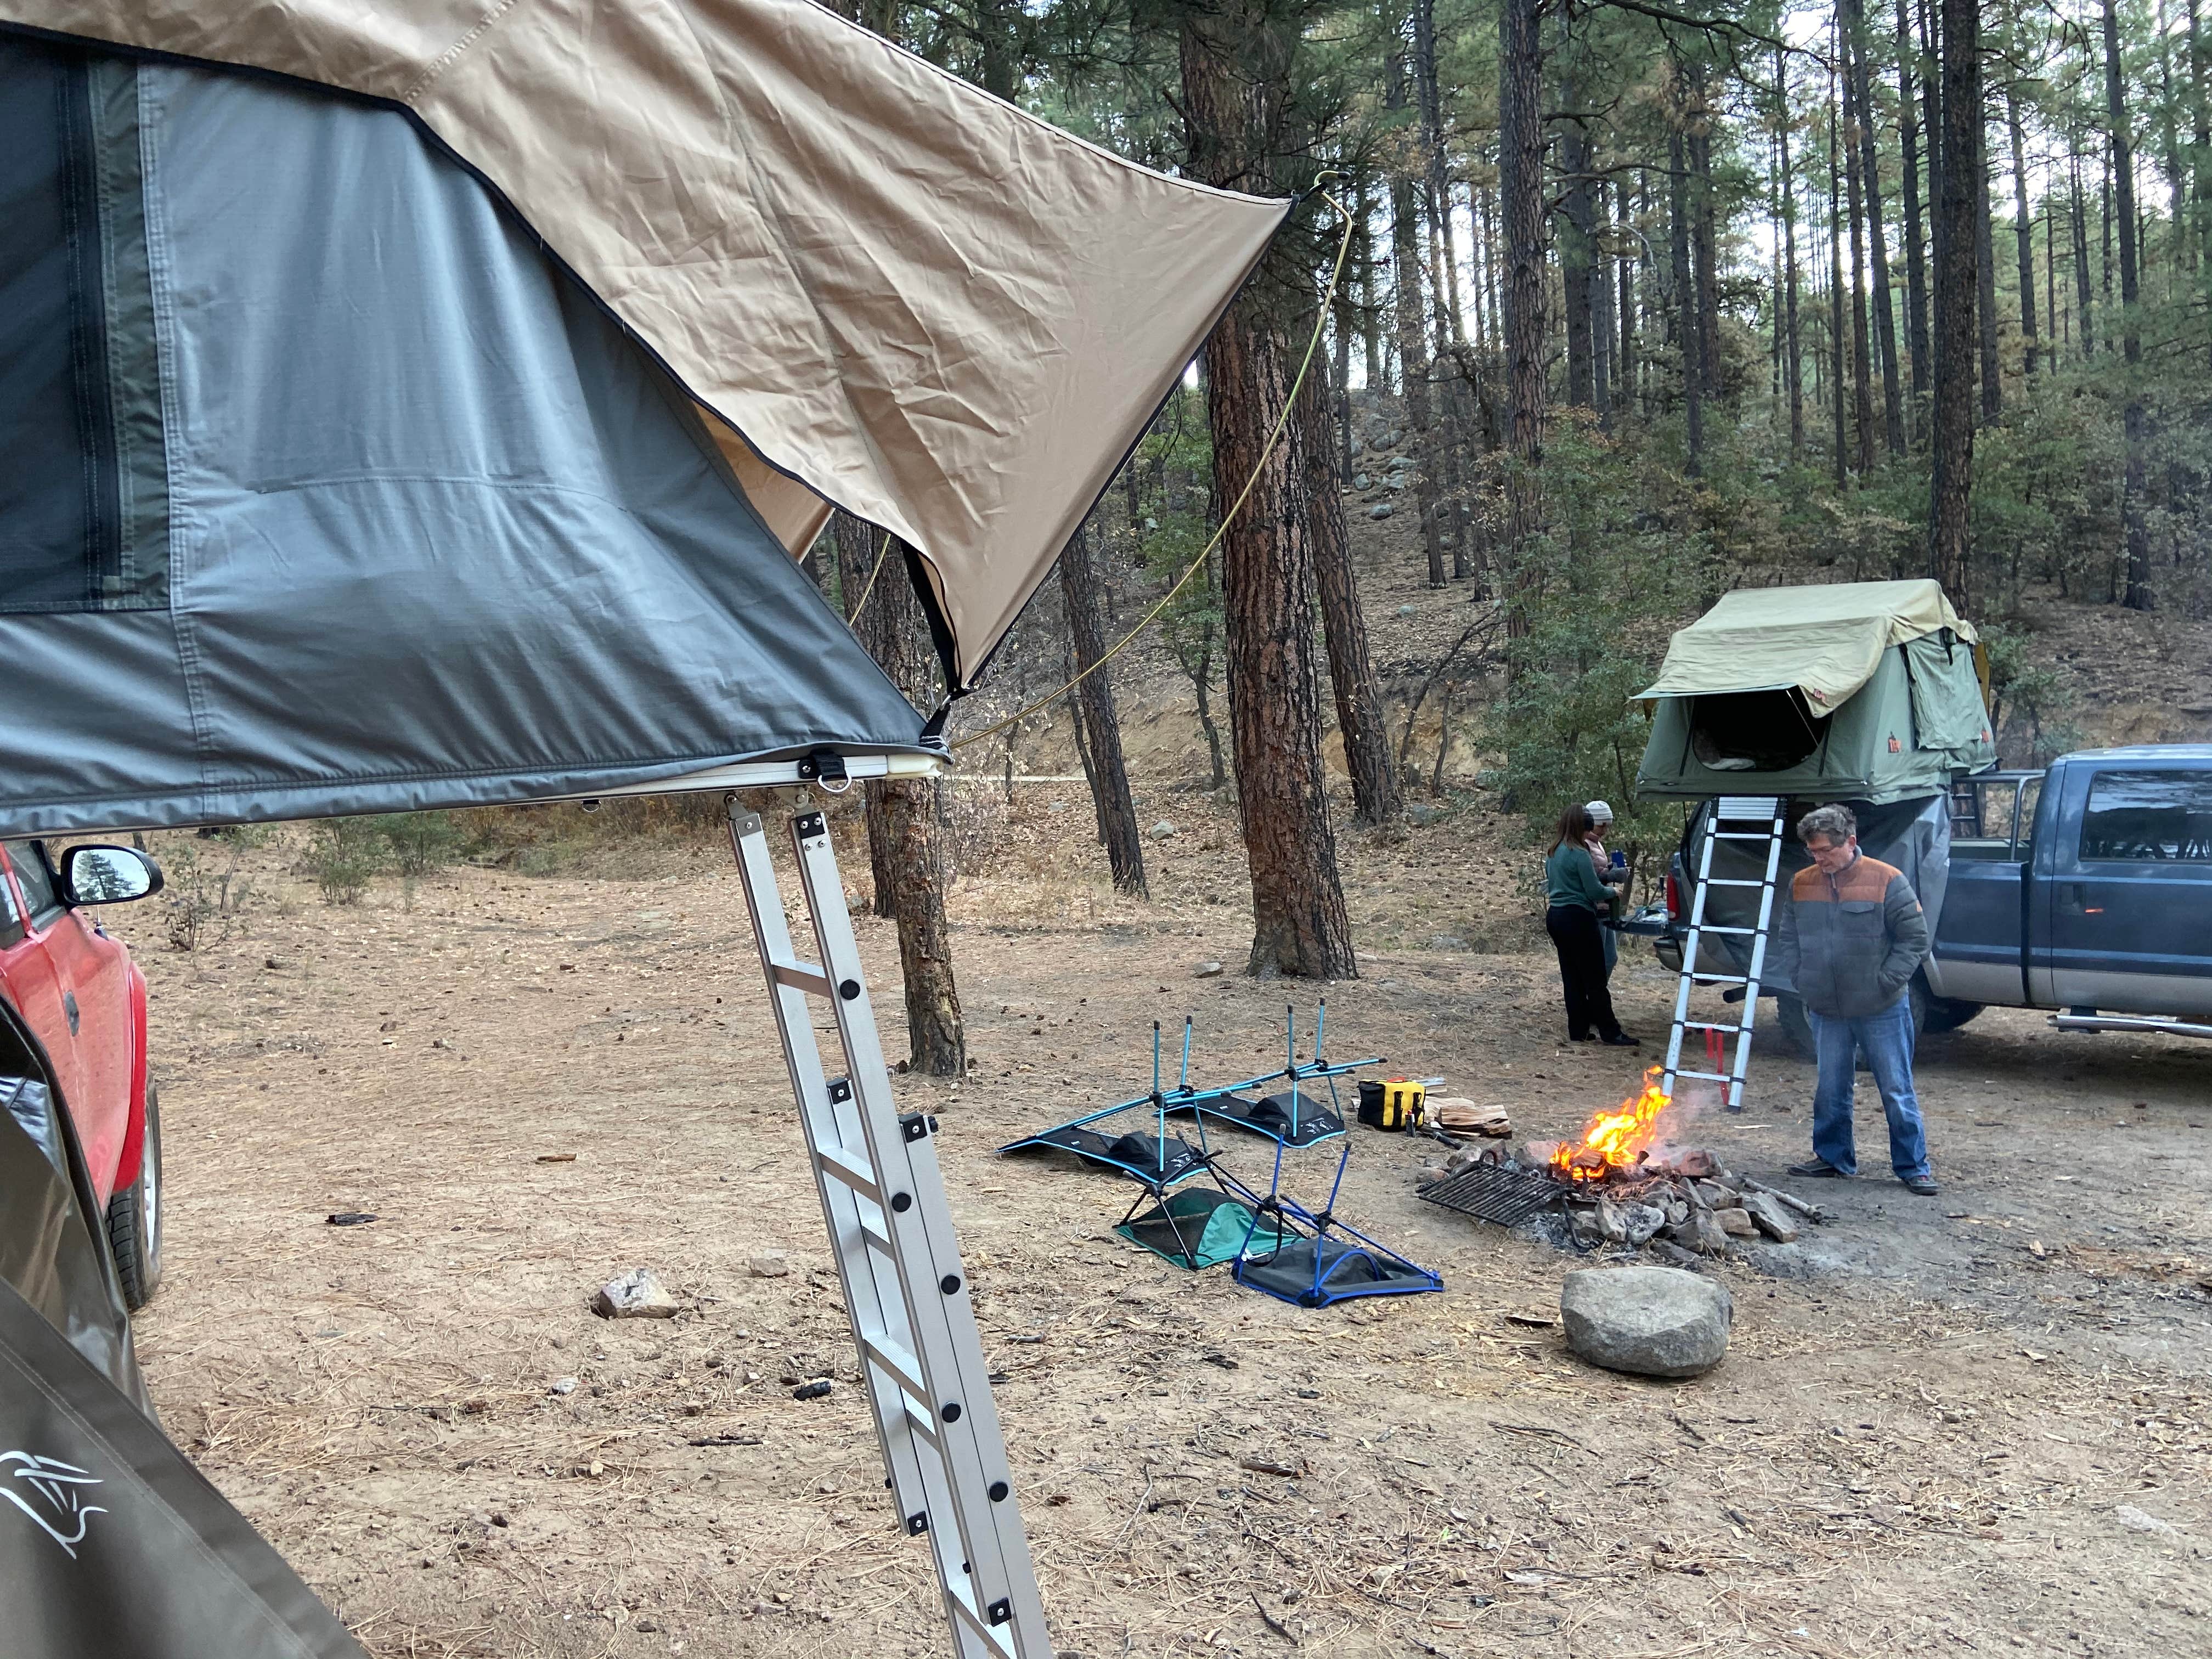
[1228,1141,1443,1308]
[997,1022,1212,1188]
[1163,1005,1378,1150]
[1113,1182,1288,1271]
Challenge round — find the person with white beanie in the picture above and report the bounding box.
[1582,800,1630,973]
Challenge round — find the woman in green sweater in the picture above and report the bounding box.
[1543,805,1638,1046]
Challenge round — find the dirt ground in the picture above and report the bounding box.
[118,794,2209,1659]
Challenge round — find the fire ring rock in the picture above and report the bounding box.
[1559,1266,1731,1378]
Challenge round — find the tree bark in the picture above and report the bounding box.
[1300,351,1399,826]
[1895,0,1932,433]
[2006,92,2040,376]
[1929,0,1979,600]
[1976,103,2000,422]
[1182,2,1357,978]
[1671,122,1703,472]
[2104,0,2153,611]
[1689,67,1722,410]
[1828,80,1849,488]
[1617,174,1638,413]
[1387,52,1449,586]
[1846,0,1905,455]
[851,529,967,1077]
[1058,519,1148,895]
[2072,144,2096,358]
[1498,0,1548,612]
[1559,44,1597,410]
[834,511,899,919]
[1778,49,1805,458]
[1842,34,1877,477]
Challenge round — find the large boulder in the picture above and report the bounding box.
[1559,1266,1731,1378]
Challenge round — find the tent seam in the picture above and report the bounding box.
[399,0,520,106]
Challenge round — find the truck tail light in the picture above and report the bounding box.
[1664,872,1681,921]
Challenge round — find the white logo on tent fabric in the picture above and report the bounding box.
[1,1449,106,1557]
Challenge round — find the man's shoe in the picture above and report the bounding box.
[1787,1159,1849,1178]
[1600,1031,1640,1047]
[1900,1173,1940,1197]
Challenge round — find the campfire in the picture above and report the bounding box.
[1416,1068,1835,1261]
[1548,1068,1674,1184]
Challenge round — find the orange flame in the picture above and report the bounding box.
[1549,1068,1673,1183]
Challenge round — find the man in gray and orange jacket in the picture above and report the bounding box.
[1769,804,1938,1194]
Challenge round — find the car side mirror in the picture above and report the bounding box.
[59,845,164,906]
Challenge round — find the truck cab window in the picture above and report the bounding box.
[2079,771,2212,862]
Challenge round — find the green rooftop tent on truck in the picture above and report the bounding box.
[1633,579,1997,806]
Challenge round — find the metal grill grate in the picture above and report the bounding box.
[1415,1164,1564,1227]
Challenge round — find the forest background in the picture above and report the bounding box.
[334,0,2212,1076]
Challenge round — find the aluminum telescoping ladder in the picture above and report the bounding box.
[727,802,1048,1658]
[1661,795,1787,1114]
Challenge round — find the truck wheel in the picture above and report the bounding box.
[1772,994,1816,1062]
[106,1082,162,1310]
[1920,989,1984,1033]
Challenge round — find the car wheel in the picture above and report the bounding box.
[1920,985,1984,1033]
[106,1081,162,1310]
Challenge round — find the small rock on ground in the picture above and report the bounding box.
[1560,1265,1732,1378]
[1714,1206,1758,1238]
[591,1268,678,1319]
[1741,1190,1802,1243]
[1151,820,1177,839]
[1194,961,1224,978]
[748,1249,791,1279]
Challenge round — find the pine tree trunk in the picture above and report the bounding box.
[1929,0,1979,600]
[1829,84,1849,488]
[1617,176,1638,410]
[1976,106,2001,422]
[1559,53,1596,409]
[852,531,966,1077]
[1182,2,1357,978]
[1690,79,1722,411]
[2105,0,2153,611]
[2072,146,2096,358]
[1300,352,1400,826]
[1387,54,1449,587]
[2006,93,2040,375]
[834,511,900,919]
[1846,0,1906,455]
[1498,0,1548,614]
[1842,44,1877,477]
[1058,520,1148,895]
[1895,0,1932,433]
[1670,122,1703,473]
[1778,50,1806,458]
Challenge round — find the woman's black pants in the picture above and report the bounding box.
[1545,904,1622,1041]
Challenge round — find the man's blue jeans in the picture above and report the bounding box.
[1807,995,1931,1179]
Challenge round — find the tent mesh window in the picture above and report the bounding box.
[1688,690,1831,771]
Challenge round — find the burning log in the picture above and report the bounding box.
[1547,1069,1675,1184]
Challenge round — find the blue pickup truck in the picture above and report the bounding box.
[1655,746,2212,1051]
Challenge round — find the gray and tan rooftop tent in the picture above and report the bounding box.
[0,7,1292,1654]
[0,0,1290,835]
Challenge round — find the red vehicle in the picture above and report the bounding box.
[0,839,165,1307]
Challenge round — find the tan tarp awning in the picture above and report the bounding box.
[1633,579,1977,710]
[3,0,1289,687]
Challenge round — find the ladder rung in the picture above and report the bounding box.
[1688,973,1749,984]
[859,1210,892,1252]
[1680,1021,1745,1032]
[862,1332,929,1401]
[814,1141,881,1201]
[946,1584,1019,1651]
[1709,831,1778,840]
[1688,924,1759,935]
[1668,1068,1739,1084]
[771,960,833,997]
[901,1391,941,1446]
[1703,878,1767,887]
